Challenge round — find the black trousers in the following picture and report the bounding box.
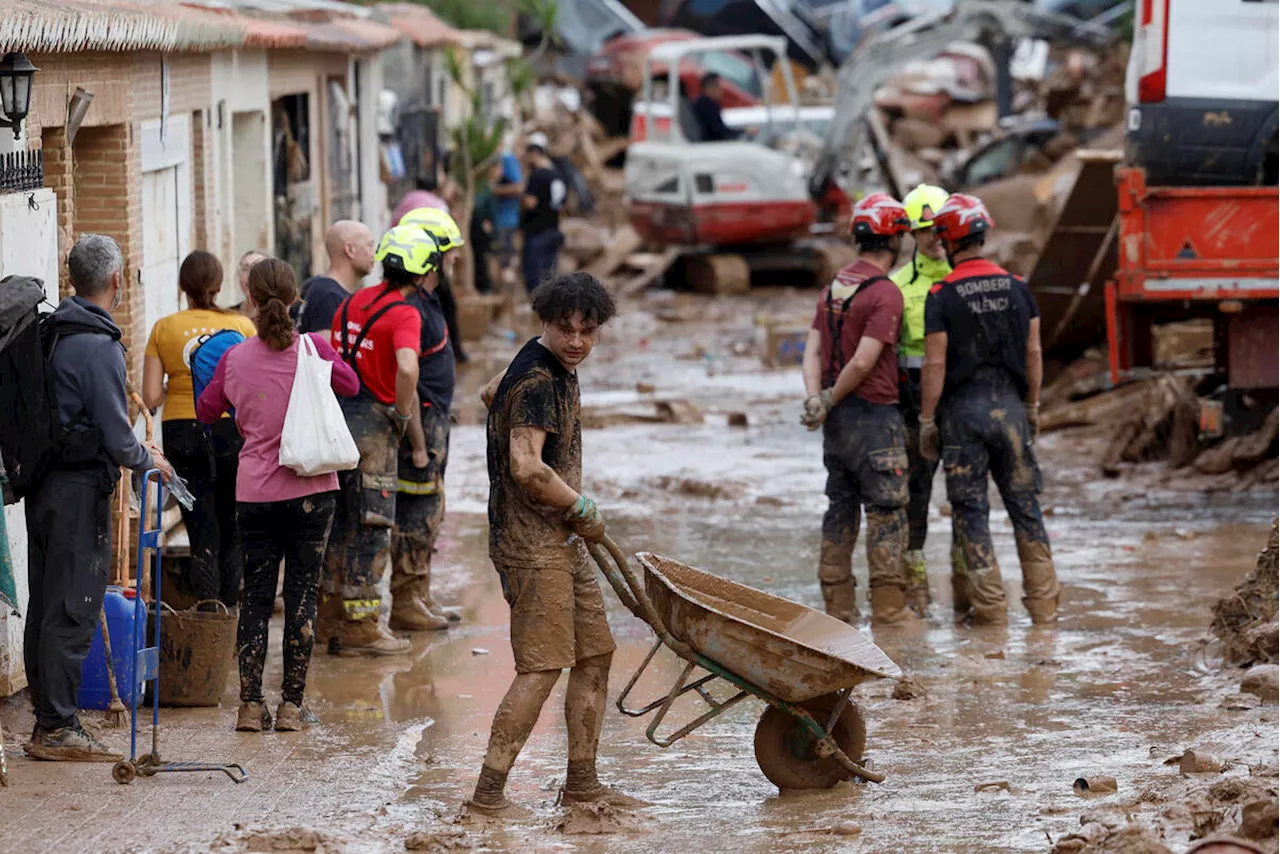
[237,493,336,705]
[162,419,243,606]
[24,468,113,730]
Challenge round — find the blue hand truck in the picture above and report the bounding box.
[111,469,247,785]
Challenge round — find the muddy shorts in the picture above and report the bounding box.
[495,558,616,674]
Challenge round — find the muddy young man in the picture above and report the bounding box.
[918,193,1060,625]
[800,194,917,626]
[469,272,643,816]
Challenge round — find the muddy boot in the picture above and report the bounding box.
[316,593,344,655]
[950,543,971,616]
[1016,534,1061,625]
[903,549,931,616]
[235,702,272,732]
[424,592,463,623]
[332,619,412,657]
[818,541,858,623]
[869,586,920,626]
[968,603,1008,625]
[390,594,450,631]
[274,702,318,732]
[25,724,122,762]
[560,784,652,809]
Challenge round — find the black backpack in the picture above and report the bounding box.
[0,277,104,503]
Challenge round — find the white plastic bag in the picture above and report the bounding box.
[278,333,360,476]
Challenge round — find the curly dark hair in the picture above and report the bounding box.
[530,272,617,328]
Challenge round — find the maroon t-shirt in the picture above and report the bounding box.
[810,259,902,405]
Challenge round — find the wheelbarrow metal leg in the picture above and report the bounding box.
[618,639,722,717]
[644,658,751,748]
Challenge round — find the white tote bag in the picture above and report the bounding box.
[278,333,360,476]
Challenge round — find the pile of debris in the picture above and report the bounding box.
[872,42,1128,277]
[1040,344,1279,490]
[1211,518,1279,668]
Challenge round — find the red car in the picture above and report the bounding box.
[586,28,764,137]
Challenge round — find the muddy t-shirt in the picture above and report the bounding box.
[924,257,1038,402]
[487,338,582,568]
[810,260,902,405]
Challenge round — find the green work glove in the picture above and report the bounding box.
[1026,401,1041,442]
[919,416,940,462]
[565,494,606,543]
[800,389,833,431]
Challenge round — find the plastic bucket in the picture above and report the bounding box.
[153,600,236,707]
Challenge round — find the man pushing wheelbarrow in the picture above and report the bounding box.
[470,272,903,810]
[467,272,645,817]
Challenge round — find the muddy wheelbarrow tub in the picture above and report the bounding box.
[639,553,900,703]
[588,537,901,789]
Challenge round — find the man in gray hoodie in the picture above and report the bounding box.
[24,234,173,762]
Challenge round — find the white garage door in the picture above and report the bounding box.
[139,115,192,335]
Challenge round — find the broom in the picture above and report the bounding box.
[99,603,128,728]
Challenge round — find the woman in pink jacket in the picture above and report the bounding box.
[197,258,360,734]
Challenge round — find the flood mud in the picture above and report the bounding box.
[0,289,1275,854]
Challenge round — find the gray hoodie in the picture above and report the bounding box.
[47,296,152,477]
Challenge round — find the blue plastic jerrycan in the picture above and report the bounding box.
[78,586,142,710]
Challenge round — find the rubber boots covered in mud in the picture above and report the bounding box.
[389,409,460,632]
[940,382,1060,625]
[817,398,917,627]
[324,397,410,656]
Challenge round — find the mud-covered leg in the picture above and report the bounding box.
[949,515,969,615]
[902,417,937,614]
[389,488,448,632]
[280,495,335,708]
[236,504,283,706]
[818,465,861,622]
[941,412,1006,624]
[471,670,561,808]
[564,652,611,795]
[866,506,916,625]
[992,413,1061,624]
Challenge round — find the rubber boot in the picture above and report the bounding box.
[869,586,920,626]
[819,539,858,623]
[968,602,1008,625]
[316,592,344,653]
[390,593,449,631]
[950,542,971,616]
[424,592,463,623]
[332,619,411,657]
[903,549,930,616]
[1016,533,1061,625]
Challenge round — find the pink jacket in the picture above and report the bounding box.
[197,333,359,503]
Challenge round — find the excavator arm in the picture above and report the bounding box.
[809,0,1113,201]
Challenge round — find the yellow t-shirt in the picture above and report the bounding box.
[145,309,257,421]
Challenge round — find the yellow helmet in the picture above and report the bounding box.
[375,225,440,276]
[901,184,950,231]
[399,206,465,251]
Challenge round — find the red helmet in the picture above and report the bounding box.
[932,193,994,243]
[847,192,911,238]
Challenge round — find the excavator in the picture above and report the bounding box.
[625,0,1111,294]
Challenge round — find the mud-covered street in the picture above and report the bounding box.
[2,290,1276,854]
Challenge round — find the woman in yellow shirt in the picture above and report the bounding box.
[143,250,257,607]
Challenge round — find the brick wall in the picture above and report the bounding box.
[39,127,74,296]
[131,52,213,122]
[71,124,145,380]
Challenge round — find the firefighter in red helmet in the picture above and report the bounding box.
[800,193,918,627]
[918,193,1060,625]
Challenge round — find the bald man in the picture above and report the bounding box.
[297,220,377,334]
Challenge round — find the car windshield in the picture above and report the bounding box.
[696,51,764,100]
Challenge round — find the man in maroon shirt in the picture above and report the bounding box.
[800,193,916,626]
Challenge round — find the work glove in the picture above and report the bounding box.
[1026,402,1041,442]
[800,390,834,431]
[565,494,606,544]
[919,416,940,462]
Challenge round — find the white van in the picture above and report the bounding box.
[1125,0,1279,185]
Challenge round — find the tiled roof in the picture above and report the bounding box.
[0,0,247,53]
[376,2,464,48]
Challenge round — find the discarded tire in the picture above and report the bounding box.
[154,600,235,707]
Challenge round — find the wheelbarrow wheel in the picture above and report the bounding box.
[753,693,866,790]
[112,760,136,785]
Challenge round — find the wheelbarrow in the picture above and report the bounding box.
[589,537,901,790]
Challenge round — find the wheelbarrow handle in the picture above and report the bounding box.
[590,536,693,660]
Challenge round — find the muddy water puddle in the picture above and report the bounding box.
[3,292,1275,853]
